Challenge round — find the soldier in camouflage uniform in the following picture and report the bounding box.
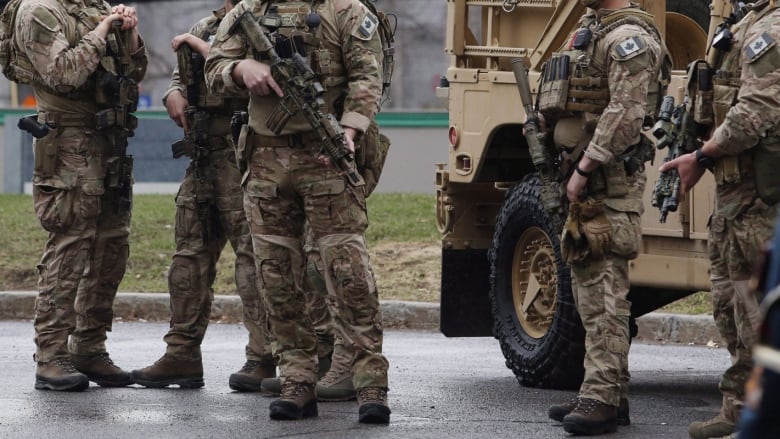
[205,0,390,423]
[7,1,147,391]
[660,2,780,438]
[130,0,275,391]
[541,0,665,435]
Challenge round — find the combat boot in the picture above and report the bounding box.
[131,354,204,389]
[228,360,276,392]
[262,355,330,396]
[562,397,617,435]
[269,381,318,420]
[70,353,133,387]
[549,396,630,426]
[688,414,736,439]
[357,386,391,424]
[35,358,90,391]
[316,363,355,401]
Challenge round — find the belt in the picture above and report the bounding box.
[252,130,322,148]
[37,111,96,129]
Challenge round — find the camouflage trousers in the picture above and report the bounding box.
[164,145,272,364]
[708,201,777,419]
[242,138,388,389]
[32,128,130,363]
[570,209,640,407]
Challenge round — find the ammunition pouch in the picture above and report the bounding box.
[566,76,609,114]
[712,155,744,185]
[105,155,133,213]
[538,54,571,118]
[32,127,59,179]
[95,108,138,131]
[355,119,390,197]
[753,138,780,205]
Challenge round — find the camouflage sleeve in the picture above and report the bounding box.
[129,35,148,83]
[712,13,780,155]
[336,0,383,133]
[204,5,249,96]
[163,19,209,104]
[584,32,656,164]
[15,2,106,91]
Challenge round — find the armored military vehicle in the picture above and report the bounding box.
[436,0,727,389]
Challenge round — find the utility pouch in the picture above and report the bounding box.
[171,139,193,159]
[754,139,780,204]
[693,61,714,125]
[32,129,58,178]
[603,162,628,198]
[713,155,741,185]
[712,84,738,126]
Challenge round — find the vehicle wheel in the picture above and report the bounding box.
[488,174,584,390]
[666,0,711,31]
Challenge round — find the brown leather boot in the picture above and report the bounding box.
[70,353,132,387]
[269,381,318,420]
[550,397,629,425]
[228,360,276,392]
[562,397,617,435]
[549,396,581,422]
[316,363,355,401]
[35,358,89,391]
[357,387,391,424]
[131,354,204,389]
[688,414,736,439]
[262,355,330,396]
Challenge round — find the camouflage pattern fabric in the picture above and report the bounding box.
[556,5,661,408]
[160,9,272,366]
[705,5,780,421]
[206,0,389,389]
[14,0,148,363]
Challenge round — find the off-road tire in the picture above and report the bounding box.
[488,174,584,390]
[666,0,712,32]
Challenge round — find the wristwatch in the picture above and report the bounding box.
[695,148,715,171]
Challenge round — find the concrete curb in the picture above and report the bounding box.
[0,291,720,345]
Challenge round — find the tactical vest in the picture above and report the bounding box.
[0,0,110,99]
[254,0,390,195]
[538,8,668,123]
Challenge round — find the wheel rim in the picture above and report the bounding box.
[511,226,558,339]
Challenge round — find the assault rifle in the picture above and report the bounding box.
[171,43,209,160]
[650,95,704,223]
[228,11,364,187]
[511,57,564,231]
[171,42,217,242]
[98,21,139,213]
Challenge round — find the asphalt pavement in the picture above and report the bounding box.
[0,320,727,439]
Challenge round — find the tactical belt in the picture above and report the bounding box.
[37,111,96,129]
[252,130,322,148]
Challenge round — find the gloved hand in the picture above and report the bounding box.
[561,202,587,264]
[579,198,610,260]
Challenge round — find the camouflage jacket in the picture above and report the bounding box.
[13,0,147,114]
[711,6,780,217]
[204,0,383,136]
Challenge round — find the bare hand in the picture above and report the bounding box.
[109,4,138,30]
[658,152,705,193]
[171,33,209,58]
[343,127,357,153]
[234,59,283,97]
[165,90,189,132]
[566,171,588,203]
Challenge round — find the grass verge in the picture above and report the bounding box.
[0,192,712,313]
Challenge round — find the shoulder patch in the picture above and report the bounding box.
[612,36,646,60]
[744,32,775,63]
[357,11,378,40]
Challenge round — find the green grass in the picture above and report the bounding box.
[0,192,714,314]
[0,193,439,295]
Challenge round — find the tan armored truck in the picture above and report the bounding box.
[436,0,730,390]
